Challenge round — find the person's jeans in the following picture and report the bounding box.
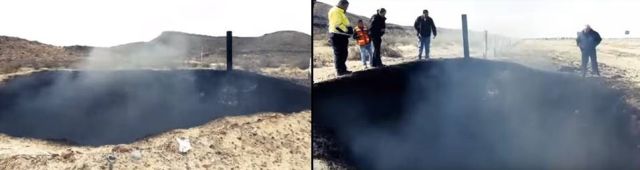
[359,44,373,66]
[581,48,599,76]
[418,36,431,59]
[371,36,383,67]
[330,33,349,74]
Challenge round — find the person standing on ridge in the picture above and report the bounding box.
[328,0,353,76]
[353,19,373,68]
[369,8,387,67]
[328,0,354,76]
[576,25,602,77]
[414,9,437,60]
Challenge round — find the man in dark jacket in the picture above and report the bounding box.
[576,25,602,76]
[414,9,437,60]
[369,8,387,67]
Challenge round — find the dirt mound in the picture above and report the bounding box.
[313,58,639,169]
[0,70,309,146]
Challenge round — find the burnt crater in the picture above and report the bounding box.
[313,59,639,169]
[0,70,309,146]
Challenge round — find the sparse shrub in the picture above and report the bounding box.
[348,47,361,61]
[382,46,403,58]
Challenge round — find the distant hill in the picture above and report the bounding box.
[106,30,311,69]
[129,30,310,57]
[0,31,310,73]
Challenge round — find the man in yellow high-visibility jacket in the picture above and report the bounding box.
[328,0,353,76]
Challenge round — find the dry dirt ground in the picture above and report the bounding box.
[0,111,310,170]
[312,38,640,169]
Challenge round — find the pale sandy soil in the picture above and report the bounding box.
[507,39,640,80]
[313,38,640,83]
[313,40,482,82]
[0,68,311,170]
[0,111,310,170]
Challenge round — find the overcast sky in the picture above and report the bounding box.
[0,0,311,47]
[320,0,639,39]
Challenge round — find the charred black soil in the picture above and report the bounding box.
[313,58,639,169]
[0,70,309,146]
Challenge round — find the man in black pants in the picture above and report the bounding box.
[369,8,387,67]
[576,25,602,77]
[328,0,353,76]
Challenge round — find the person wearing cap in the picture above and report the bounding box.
[353,19,373,68]
[414,9,437,60]
[328,0,354,76]
[369,8,387,67]
[576,25,602,76]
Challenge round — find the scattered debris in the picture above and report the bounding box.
[611,75,623,79]
[130,149,142,161]
[176,137,192,154]
[558,65,579,73]
[112,145,132,153]
[106,153,117,170]
[61,149,76,160]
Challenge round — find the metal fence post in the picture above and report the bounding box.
[462,14,470,59]
[226,31,233,71]
[484,30,488,59]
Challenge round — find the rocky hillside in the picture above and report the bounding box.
[0,31,310,74]
[0,36,85,73]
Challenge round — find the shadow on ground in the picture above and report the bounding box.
[313,58,639,169]
[0,70,309,146]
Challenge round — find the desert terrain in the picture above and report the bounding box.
[312,2,505,82]
[0,31,311,169]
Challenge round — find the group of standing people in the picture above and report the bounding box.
[328,0,438,76]
[328,0,387,75]
[328,0,602,77]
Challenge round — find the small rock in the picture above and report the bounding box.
[61,151,74,160]
[112,145,132,153]
[131,149,142,161]
[78,163,90,170]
